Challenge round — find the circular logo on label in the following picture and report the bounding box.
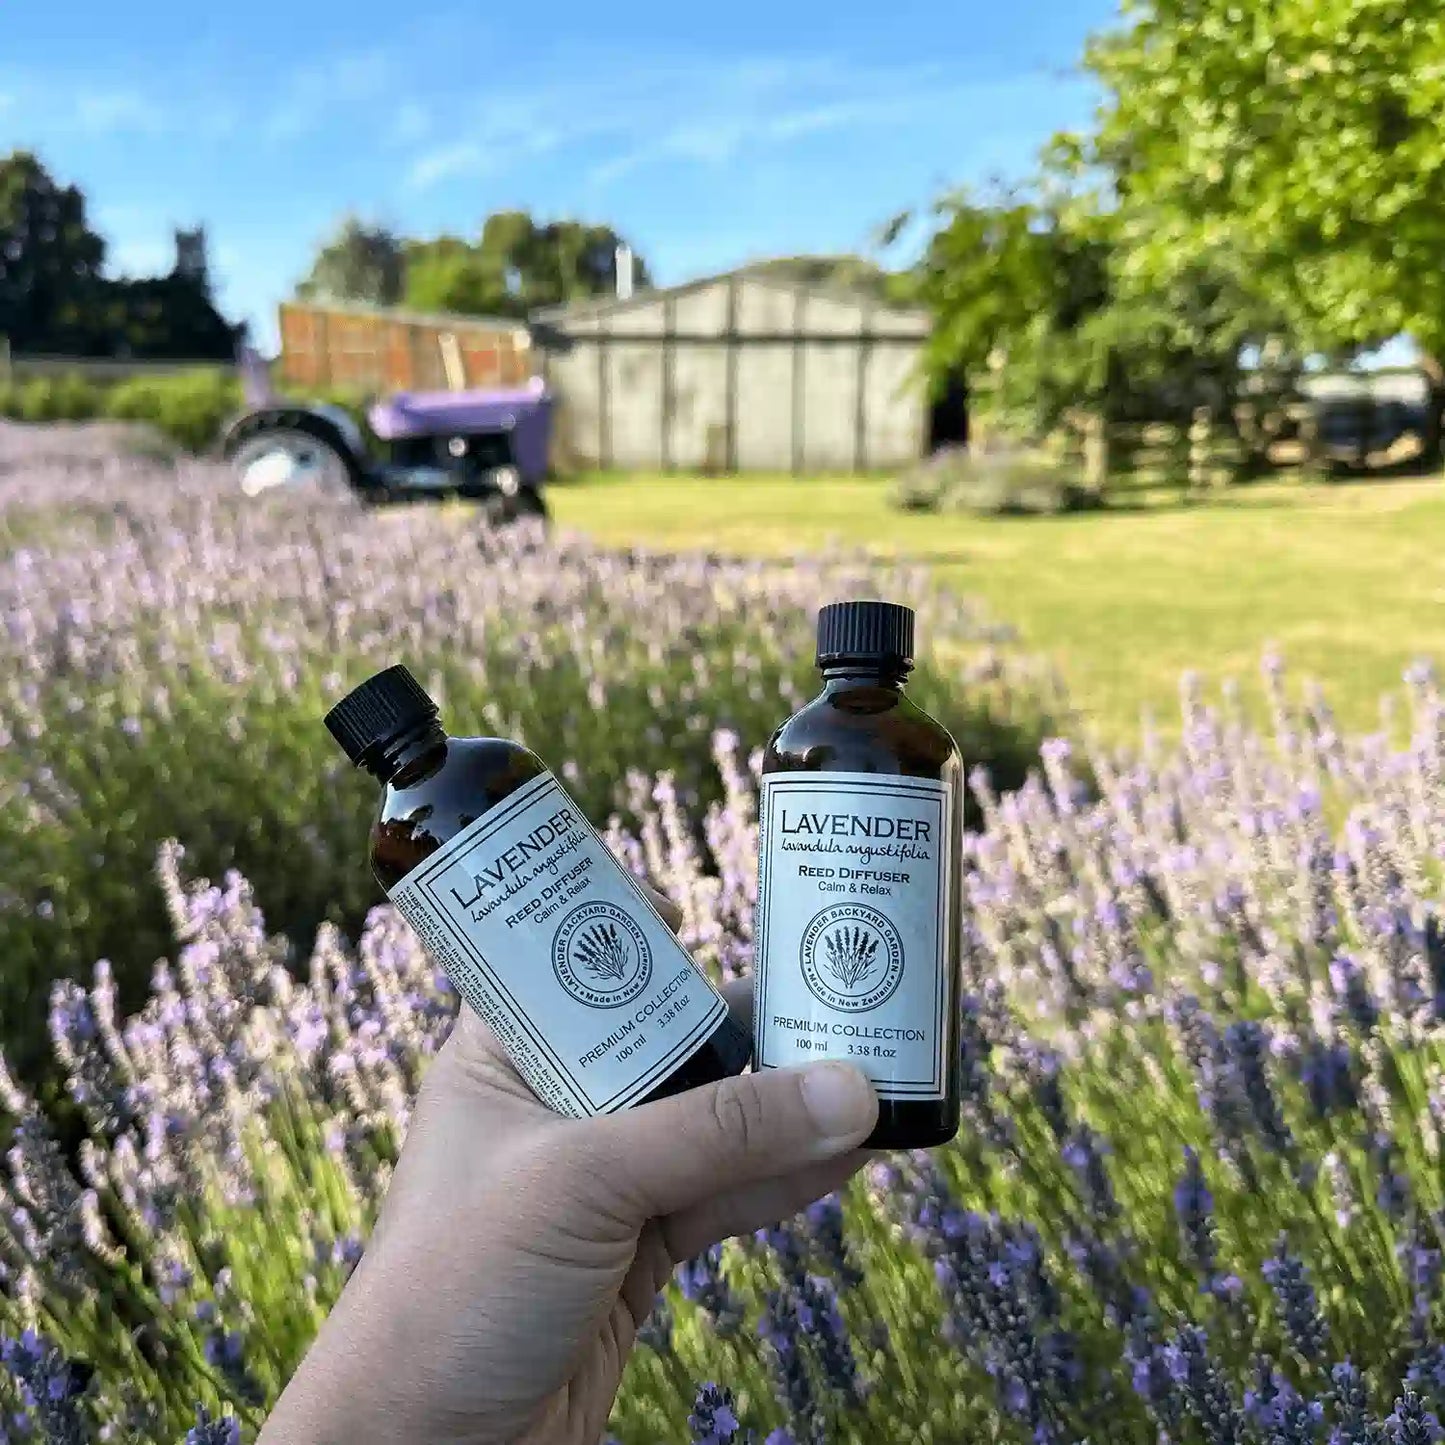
[799,904,904,1013]
[552,901,654,1009]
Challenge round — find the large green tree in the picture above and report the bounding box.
[0,151,107,352]
[406,213,650,317]
[403,234,513,316]
[0,152,240,359]
[908,189,1273,431]
[295,216,406,308]
[1079,0,1445,394]
[297,211,651,319]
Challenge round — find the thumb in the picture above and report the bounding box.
[582,1062,878,1221]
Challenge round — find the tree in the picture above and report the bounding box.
[909,170,1298,438]
[404,235,511,317]
[1077,0,1445,438]
[90,275,243,360]
[296,216,405,308]
[401,214,650,318]
[908,191,1122,429]
[0,151,107,352]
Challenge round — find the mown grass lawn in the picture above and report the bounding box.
[551,469,1445,740]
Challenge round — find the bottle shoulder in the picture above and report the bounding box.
[372,737,547,889]
[764,687,961,782]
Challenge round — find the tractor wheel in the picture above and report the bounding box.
[226,419,356,500]
[481,488,551,529]
[513,488,551,525]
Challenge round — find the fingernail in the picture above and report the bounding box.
[800,1062,877,1147]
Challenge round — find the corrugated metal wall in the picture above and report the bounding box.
[278,302,535,393]
[538,276,930,474]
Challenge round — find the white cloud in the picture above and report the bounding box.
[264,48,392,143]
[387,51,1052,197]
[575,58,1021,191]
[403,103,574,190]
[406,141,490,189]
[0,75,174,139]
[73,89,167,136]
[391,101,431,147]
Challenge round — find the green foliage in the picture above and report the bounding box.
[912,185,1293,437]
[0,373,106,423]
[295,209,652,320]
[891,444,1102,517]
[0,151,107,353]
[0,151,241,361]
[296,216,406,308]
[81,274,242,362]
[403,234,511,316]
[0,371,399,456]
[1077,0,1445,372]
[99,370,242,452]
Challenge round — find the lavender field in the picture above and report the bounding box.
[4,423,1445,1442]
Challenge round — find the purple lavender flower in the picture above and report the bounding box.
[0,1330,92,1445]
[1062,1127,1118,1224]
[184,1405,241,1445]
[1246,1358,1324,1442]
[676,1244,745,1334]
[1264,1239,1329,1362]
[1126,1315,1185,1438]
[1299,1035,1358,1119]
[1371,1136,1411,1219]
[688,1383,744,1444]
[802,1195,864,1287]
[757,1286,826,1445]
[1330,1361,1384,1445]
[1386,1390,1442,1445]
[1400,1220,1443,1329]
[1331,956,1381,1033]
[1162,1326,1247,1445]
[1224,1020,1294,1156]
[907,1169,1078,1440]
[1174,1146,1219,1283]
[200,1331,260,1407]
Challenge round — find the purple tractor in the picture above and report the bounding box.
[221,345,552,524]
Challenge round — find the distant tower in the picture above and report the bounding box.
[174,226,211,294]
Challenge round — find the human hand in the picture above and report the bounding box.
[258,890,878,1445]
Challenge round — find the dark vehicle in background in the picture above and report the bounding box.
[221,346,552,523]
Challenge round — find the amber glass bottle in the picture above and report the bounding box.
[754,601,963,1149]
[325,665,750,1117]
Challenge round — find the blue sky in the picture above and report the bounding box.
[1,1,1117,349]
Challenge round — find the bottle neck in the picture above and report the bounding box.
[819,661,909,694]
[362,717,448,785]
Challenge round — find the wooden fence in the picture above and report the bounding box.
[277,302,535,393]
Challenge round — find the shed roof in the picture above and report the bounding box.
[529,266,932,328]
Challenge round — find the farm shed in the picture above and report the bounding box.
[531,272,932,473]
[278,301,534,393]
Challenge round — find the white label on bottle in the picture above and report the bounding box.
[387,772,729,1117]
[755,771,952,1101]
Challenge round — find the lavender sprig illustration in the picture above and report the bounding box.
[574,922,633,982]
[823,926,879,991]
